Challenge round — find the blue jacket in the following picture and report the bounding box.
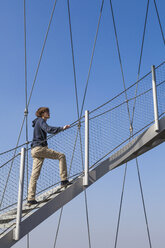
[31,117,63,148]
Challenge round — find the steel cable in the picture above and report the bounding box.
[52,128,80,248]
[131,1,152,247]
[27,0,58,107]
[53,207,63,248]
[53,1,92,247]
[54,0,105,246]
[109,0,131,128]
[131,0,150,129]
[153,0,165,45]
[78,0,106,245]
[130,0,152,246]
[109,0,152,247]
[80,0,105,118]
[23,0,29,246]
[75,2,106,242]
[67,0,80,119]
[109,1,130,246]
[114,164,127,248]
[136,158,152,248]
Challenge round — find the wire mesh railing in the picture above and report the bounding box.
[0,61,165,235]
[88,62,165,168]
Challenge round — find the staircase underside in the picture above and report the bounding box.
[1,116,165,248]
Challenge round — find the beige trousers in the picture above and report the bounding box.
[28,146,67,201]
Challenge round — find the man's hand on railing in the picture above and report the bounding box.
[63,125,71,130]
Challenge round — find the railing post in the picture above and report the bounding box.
[151,65,159,132]
[13,147,26,241]
[84,110,89,186]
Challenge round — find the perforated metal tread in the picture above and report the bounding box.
[0,184,67,229]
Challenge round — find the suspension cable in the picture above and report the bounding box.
[53,127,79,248]
[80,0,105,118]
[114,164,127,248]
[53,1,92,247]
[153,0,165,45]
[84,190,92,248]
[24,0,29,195]
[131,0,150,128]
[67,1,92,246]
[23,0,30,247]
[24,0,28,123]
[68,0,106,245]
[131,1,152,245]
[67,0,80,119]
[129,0,152,246]
[109,1,152,247]
[53,207,63,248]
[27,0,58,107]
[109,0,131,128]
[108,1,130,246]
[78,127,92,248]
[136,158,152,248]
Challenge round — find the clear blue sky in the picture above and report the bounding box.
[0,0,165,247]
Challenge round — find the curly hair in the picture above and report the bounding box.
[35,107,50,117]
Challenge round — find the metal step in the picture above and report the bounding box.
[0,185,64,228]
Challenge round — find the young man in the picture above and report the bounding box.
[27,107,71,205]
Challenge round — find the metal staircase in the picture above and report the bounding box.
[0,115,165,248]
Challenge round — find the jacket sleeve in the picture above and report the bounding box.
[40,119,64,134]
